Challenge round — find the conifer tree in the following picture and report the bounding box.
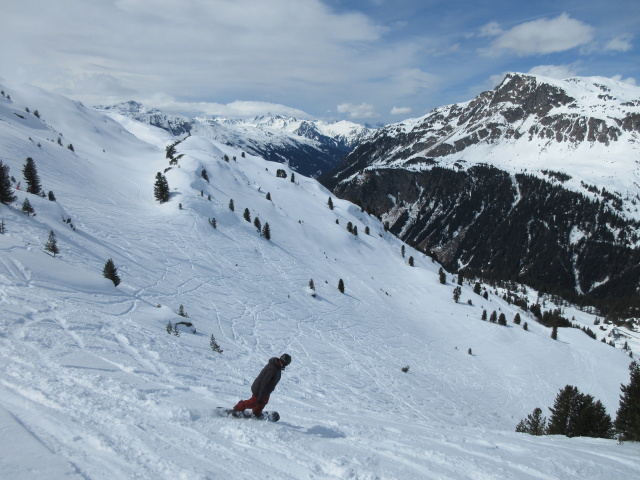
[551,325,558,340]
[408,256,414,267]
[201,168,209,182]
[328,197,334,210]
[498,313,507,326]
[166,321,173,334]
[229,199,235,211]
[438,267,446,284]
[453,286,462,303]
[0,160,16,204]
[266,192,271,201]
[173,324,180,336]
[615,362,640,441]
[210,334,223,353]
[290,173,295,183]
[178,305,188,317]
[489,311,497,323]
[262,222,271,240]
[154,172,170,203]
[481,310,487,321]
[309,279,315,290]
[338,278,345,294]
[21,198,34,216]
[516,407,547,435]
[547,385,613,438]
[45,230,59,257]
[48,191,56,202]
[243,208,251,222]
[401,245,405,257]
[103,258,121,286]
[0,217,5,234]
[23,157,41,194]
[523,322,528,331]
[254,217,261,232]
[473,282,482,295]
[514,313,521,325]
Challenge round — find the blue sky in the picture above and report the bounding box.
[1,0,638,123]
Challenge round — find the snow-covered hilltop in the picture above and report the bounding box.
[96,101,374,178]
[1,79,639,479]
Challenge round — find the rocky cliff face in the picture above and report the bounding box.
[323,73,640,315]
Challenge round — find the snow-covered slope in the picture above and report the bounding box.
[1,80,639,479]
[96,101,373,178]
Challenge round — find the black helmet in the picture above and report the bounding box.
[280,353,291,366]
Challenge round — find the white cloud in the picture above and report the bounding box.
[146,95,313,118]
[484,13,594,56]
[337,102,379,119]
[390,106,412,115]
[527,64,581,80]
[604,35,633,52]
[478,21,502,38]
[610,75,637,86]
[0,0,389,115]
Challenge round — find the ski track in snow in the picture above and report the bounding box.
[1,80,639,479]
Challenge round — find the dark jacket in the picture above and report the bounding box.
[251,357,283,401]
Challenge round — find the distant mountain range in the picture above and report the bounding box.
[322,73,640,316]
[95,101,374,177]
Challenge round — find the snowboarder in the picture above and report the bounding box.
[233,353,291,416]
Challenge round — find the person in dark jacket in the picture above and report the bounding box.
[233,353,291,416]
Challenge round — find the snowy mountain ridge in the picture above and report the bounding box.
[331,72,640,220]
[96,101,374,178]
[1,79,639,479]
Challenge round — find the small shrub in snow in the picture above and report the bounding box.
[401,366,409,373]
[210,334,223,353]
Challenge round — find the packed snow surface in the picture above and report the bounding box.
[1,80,639,479]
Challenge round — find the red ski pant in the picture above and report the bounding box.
[234,394,269,415]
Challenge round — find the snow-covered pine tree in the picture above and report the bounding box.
[210,334,223,353]
[178,305,188,318]
[453,286,461,303]
[438,267,446,284]
[166,321,173,334]
[229,199,234,211]
[262,222,271,240]
[21,198,34,216]
[614,361,640,441]
[338,278,345,293]
[153,172,170,203]
[103,258,121,286]
[44,230,59,257]
[515,407,546,435]
[0,160,17,204]
[498,313,507,326]
[23,157,41,194]
[243,208,251,222]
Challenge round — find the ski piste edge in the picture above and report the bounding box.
[217,407,280,422]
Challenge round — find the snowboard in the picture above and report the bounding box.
[217,407,280,422]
